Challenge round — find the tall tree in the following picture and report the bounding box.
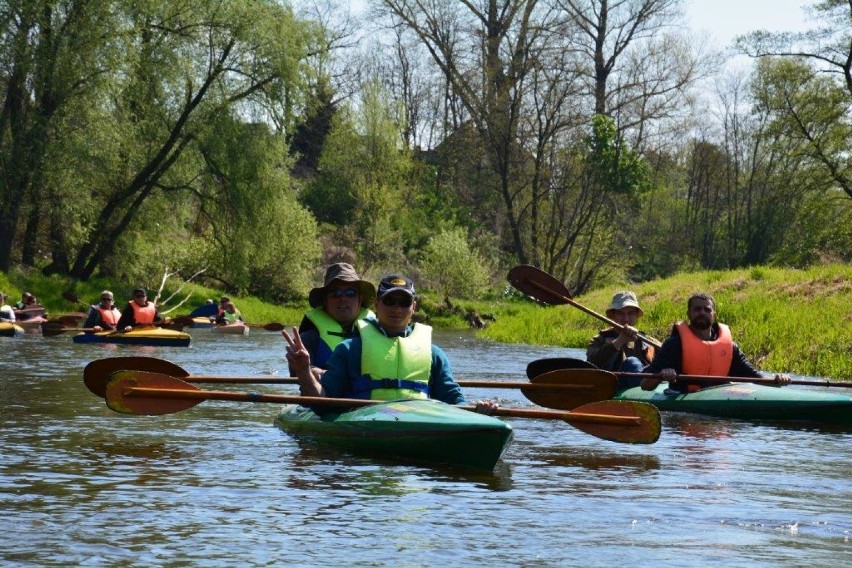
[376,0,547,263]
[737,2,852,199]
[0,0,116,271]
[65,0,315,280]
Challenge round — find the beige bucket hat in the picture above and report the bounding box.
[606,291,643,317]
[308,263,375,308]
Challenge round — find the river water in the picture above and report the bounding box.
[1,328,850,566]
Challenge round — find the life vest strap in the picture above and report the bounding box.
[350,375,430,397]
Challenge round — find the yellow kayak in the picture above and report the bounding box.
[0,322,24,337]
[72,326,191,347]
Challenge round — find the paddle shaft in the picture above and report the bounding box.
[470,405,641,426]
[120,385,641,425]
[133,374,606,391]
[617,371,852,389]
[526,278,662,349]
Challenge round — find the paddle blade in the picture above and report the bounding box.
[262,322,285,332]
[42,324,73,337]
[522,369,616,410]
[507,265,573,304]
[62,290,81,303]
[105,371,202,415]
[84,356,190,397]
[55,315,85,327]
[527,357,597,380]
[565,400,661,444]
[159,316,193,331]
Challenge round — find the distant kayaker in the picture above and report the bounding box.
[586,291,657,388]
[289,262,376,375]
[116,288,165,332]
[14,292,45,321]
[84,290,122,332]
[0,292,15,322]
[283,273,498,414]
[641,293,790,392]
[215,296,243,325]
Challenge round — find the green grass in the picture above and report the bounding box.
[479,264,852,380]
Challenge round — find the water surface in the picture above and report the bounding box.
[1,329,850,566]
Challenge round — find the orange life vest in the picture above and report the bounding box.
[676,321,733,376]
[95,306,121,326]
[128,301,156,325]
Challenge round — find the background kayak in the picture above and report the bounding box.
[0,321,24,337]
[210,321,249,336]
[72,326,191,347]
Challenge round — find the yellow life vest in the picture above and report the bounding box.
[677,321,733,376]
[219,309,239,323]
[305,306,373,367]
[354,320,431,401]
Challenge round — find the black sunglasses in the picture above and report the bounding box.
[101,297,113,301]
[328,288,358,298]
[135,293,146,298]
[381,295,413,308]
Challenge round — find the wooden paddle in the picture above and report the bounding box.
[507,265,663,349]
[103,371,661,444]
[527,357,596,379]
[82,356,617,409]
[43,324,102,337]
[15,306,47,315]
[177,318,283,331]
[51,315,86,327]
[252,322,285,331]
[62,291,93,311]
[526,357,852,389]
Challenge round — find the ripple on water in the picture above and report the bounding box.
[2,332,851,565]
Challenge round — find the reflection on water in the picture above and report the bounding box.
[2,330,851,566]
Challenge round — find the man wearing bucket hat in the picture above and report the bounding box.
[586,291,657,389]
[291,263,376,374]
[283,273,498,414]
[83,290,122,332]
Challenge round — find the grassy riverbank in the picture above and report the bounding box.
[479,264,852,380]
[3,263,850,379]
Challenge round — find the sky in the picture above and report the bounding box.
[683,0,813,49]
[345,0,816,46]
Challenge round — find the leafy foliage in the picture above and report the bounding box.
[418,228,492,300]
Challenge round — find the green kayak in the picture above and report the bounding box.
[275,399,514,470]
[616,382,852,426]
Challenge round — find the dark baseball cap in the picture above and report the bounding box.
[376,274,415,298]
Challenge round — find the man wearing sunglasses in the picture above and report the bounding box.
[83,290,122,332]
[291,263,376,374]
[284,273,498,413]
[116,288,164,332]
